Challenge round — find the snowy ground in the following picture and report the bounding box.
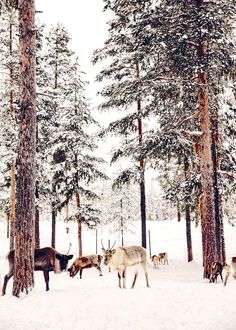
[0,218,236,330]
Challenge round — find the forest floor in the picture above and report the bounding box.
[0,218,236,330]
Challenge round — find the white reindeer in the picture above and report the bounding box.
[224,257,236,286]
[101,241,150,289]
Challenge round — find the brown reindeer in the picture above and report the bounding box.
[2,247,73,295]
[209,261,223,283]
[158,252,169,265]
[102,241,150,289]
[68,255,103,279]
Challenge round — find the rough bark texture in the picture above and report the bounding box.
[136,63,147,248]
[12,0,36,297]
[198,71,216,279]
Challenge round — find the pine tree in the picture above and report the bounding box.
[12,0,36,297]
[134,0,235,276]
[93,0,153,248]
[0,1,19,250]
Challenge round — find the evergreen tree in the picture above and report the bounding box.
[12,0,36,297]
[93,0,153,248]
[134,0,235,276]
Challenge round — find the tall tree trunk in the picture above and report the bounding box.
[120,198,124,246]
[177,201,181,222]
[211,115,225,264]
[9,160,15,250]
[51,203,56,249]
[77,193,82,256]
[7,212,10,239]
[13,0,36,297]
[35,123,40,248]
[184,157,193,262]
[8,7,16,251]
[35,180,40,249]
[198,71,216,279]
[136,63,147,248]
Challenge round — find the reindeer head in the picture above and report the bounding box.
[55,253,73,272]
[67,263,77,277]
[101,240,116,266]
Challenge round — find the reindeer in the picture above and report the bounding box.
[101,240,150,289]
[2,247,73,295]
[151,255,160,269]
[209,261,223,283]
[68,255,103,279]
[158,252,168,265]
[223,257,236,286]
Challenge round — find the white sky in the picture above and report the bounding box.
[36,0,110,102]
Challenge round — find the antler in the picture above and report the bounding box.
[101,239,105,250]
[110,240,116,250]
[67,242,72,255]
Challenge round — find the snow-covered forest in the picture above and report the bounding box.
[0,0,236,328]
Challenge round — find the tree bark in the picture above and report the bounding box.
[35,180,40,248]
[12,0,36,297]
[177,201,181,222]
[51,205,56,249]
[198,71,216,279]
[77,193,82,256]
[136,63,147,248]
[9,160,15,250]
[211,115,225,264]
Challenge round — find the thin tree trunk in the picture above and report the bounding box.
[120,198,124,246]
[7,212,10,239]
[35,123,40,248]
[184,157,193,262]
[13,0,36,297]
[35,180,40,248]
[211,115,225,264]
[136,62,147,248]
[8,7,16,251]
[77,193,82,256]
[51,204,56,249]
[9,160,15,250]
[177,201,181,222]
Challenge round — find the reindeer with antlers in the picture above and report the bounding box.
[101,240,150,289]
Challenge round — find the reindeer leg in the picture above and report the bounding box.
[2,268,14,296]
[118,270,122,288]
[122,269,126,289]
[142,264,150,288]
[43,267,50,291]
[131,271,138,289]
[220,272,223,283]
[96,265,102,276]
[80,269,83,279]
[224,272,230,286]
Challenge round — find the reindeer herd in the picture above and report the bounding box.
[1,242,236,295]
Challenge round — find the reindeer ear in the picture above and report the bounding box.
[112,249,116,254]
[55,253,61,260]
[68,255,73,260]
